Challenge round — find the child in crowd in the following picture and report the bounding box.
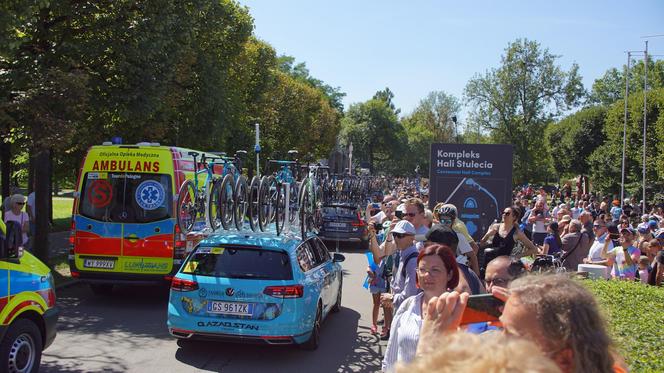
[638,256,650,284]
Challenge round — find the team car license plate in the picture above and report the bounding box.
[83,259,116,269]
[207,301,253,316]
[328,222,347,228]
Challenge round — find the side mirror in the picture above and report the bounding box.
[333,253,345,263]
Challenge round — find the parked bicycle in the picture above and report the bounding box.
[208,150,248,231]
[259,150,300,235]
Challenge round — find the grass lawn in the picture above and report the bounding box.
[52,197,74,232]
[584,279,664,372]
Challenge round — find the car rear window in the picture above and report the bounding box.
[323,206,357,217]
[79,172,172,223]
[181,246,293,280]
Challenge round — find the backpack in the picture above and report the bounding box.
[0,220,23,258]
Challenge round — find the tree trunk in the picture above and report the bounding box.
[33,148,51,262]
[1,141,10,199]
[28,155,35,194]
[48,148,53,223]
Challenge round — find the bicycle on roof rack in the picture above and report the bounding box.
[207,150,249,231]
[298,163,329,238]
[258,150,300,235]
[176,151,223,234]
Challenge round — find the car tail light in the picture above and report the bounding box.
[69,220,75,246]
[71,271,80,278]
[173,224,186,259]
[171,277,199,292]
[352,212,366,227]
[38,288,57,308]
[263,285,304,298]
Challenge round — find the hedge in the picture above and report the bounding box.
[583,279,664,372]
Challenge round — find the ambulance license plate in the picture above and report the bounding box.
[83,259,116,269]
[207,301,252,316]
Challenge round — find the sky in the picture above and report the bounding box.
[239,0,664,119]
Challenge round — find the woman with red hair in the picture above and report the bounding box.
[382,244,459,372]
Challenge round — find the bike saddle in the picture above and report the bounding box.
[235,150,247,157]
[287,150,299,157]
[188,151,200,157]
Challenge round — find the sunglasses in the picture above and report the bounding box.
[16,202,25,205]
[392,232,412,239]
[404,212,417,217]
[503,211,511,216]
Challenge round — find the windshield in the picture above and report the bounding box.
[79,172,172,223]
[182,246,293,280]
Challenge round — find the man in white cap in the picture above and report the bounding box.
[380,220,419,325]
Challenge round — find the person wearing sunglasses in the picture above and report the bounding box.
[379,220,420,339]
[583,219,614,267]
[434,205,479,276]
[3,193,30,247]
[479,206,539,275]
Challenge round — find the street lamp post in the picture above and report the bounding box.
[620,52,631,204]
[348,142,353,175]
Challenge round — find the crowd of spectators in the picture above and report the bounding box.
[362,179,657,372]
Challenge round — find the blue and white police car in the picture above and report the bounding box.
[167,231,344,350]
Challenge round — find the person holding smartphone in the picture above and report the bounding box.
[382,244,459,372]
[601,227,640,280]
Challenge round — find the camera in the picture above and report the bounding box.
[395,210,404,219]
[373,222,383,231]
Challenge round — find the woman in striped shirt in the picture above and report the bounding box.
[382,244,460,372]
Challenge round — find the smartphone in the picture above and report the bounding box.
[371,203,380,209]
[373,222,383,231]
[460,294,504,325]
[395,210,404,219]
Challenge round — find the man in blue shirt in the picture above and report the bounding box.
[380,220,419,327]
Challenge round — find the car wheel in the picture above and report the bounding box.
[331,277,342,313]
[89,284,113,296]
[0,319,43,373]
[299,303,321,351]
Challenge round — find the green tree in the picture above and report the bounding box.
[339,93,405,174]
[546,106,607,178]
[464,38,585,183]
[588,88,664,198]
[277,55,346,113]
[400,91,461,173]
[589,59,664,106]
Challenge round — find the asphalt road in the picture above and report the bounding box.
[41,244,387,372]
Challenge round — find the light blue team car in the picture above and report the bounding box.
[167,231,345,350]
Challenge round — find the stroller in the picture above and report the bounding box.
[530,253,566,273]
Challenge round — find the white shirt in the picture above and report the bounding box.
[455,232,472,265]
[382,293,423,372]
[4,210,29,245]
[587,233,612,263]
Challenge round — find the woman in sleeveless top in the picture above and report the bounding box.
[479,206,540,268]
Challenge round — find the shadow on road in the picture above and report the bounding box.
[174,306,382,372]
[54,283,172,338]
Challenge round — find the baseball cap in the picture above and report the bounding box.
[620,227,636,235]
[414,224,459,246]
[637,222,649,234]
[649,219,658,228]
[655,228,664,240]
[391,220,416,235]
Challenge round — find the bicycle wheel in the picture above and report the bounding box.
[275,183,286,235]
[234,175,249,231]
[219,174,235,230]
[288,181,299,225]
[249,176,260,232]
[176,179,198,234]
[258,176,271,232]
[299,183,312,238]
[207,178,222,231]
